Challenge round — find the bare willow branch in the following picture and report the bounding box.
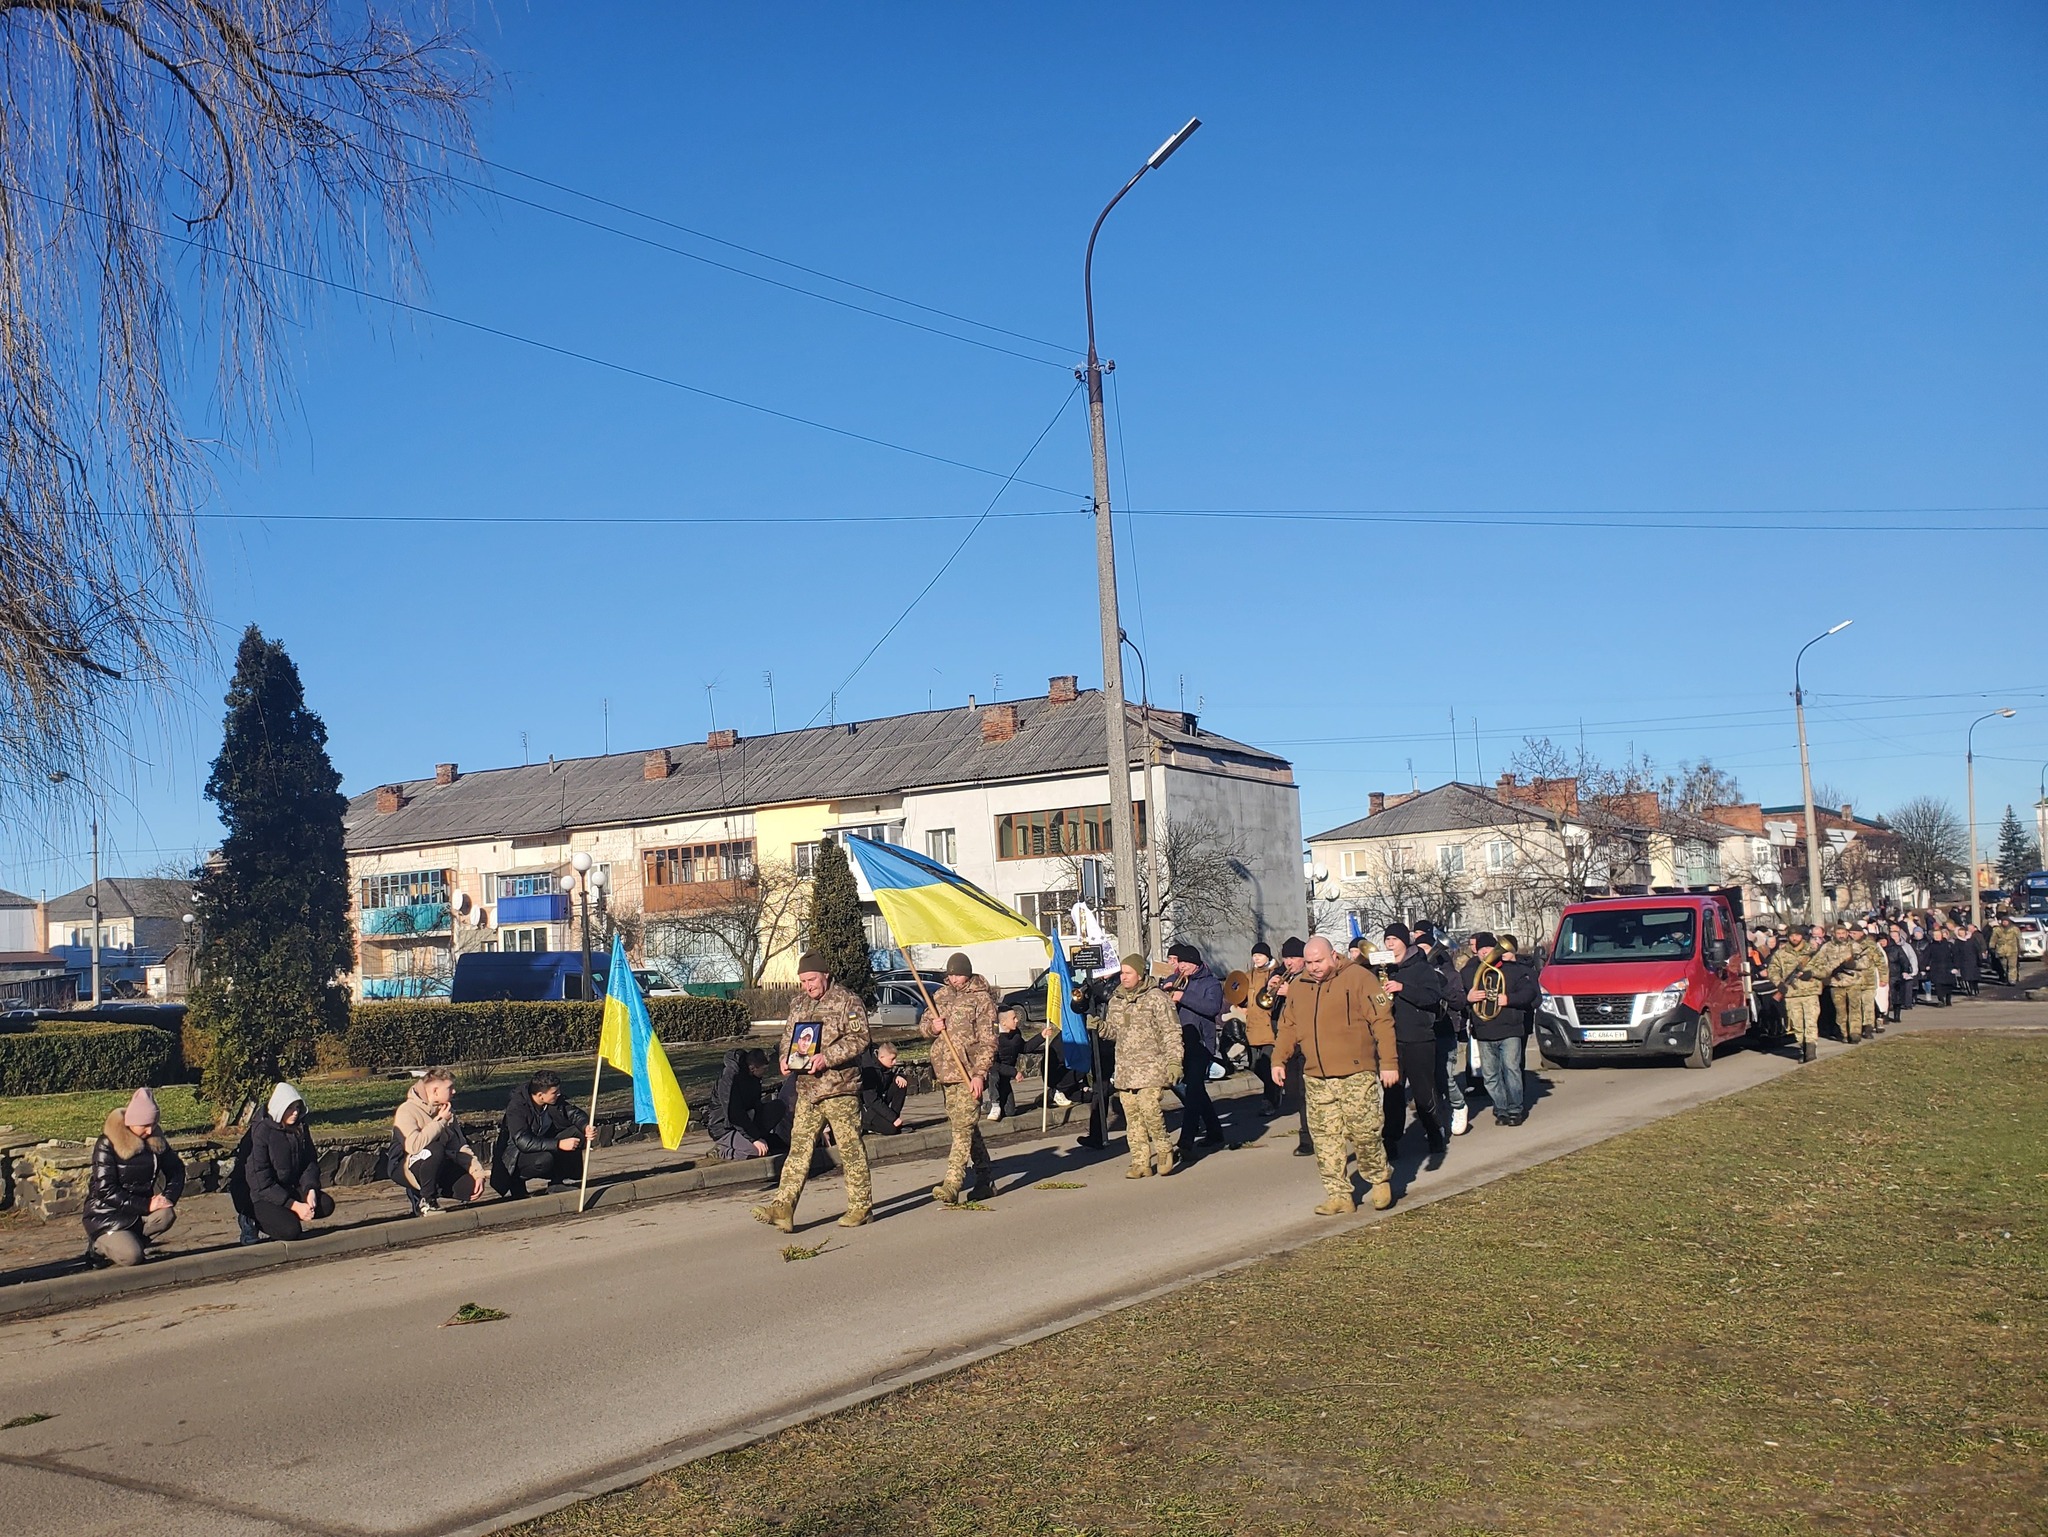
[0,0,483,813]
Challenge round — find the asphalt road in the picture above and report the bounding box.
[0,1009,2026,1537]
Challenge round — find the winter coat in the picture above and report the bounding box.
[1470,954,1541,1042]
[228,1105,322,1216]
[1957,938,1981,985]
[1272,956,1397,1080]
[780,982,870,1104]
[389,1084,482,1190]
[84,1110,185,1241]
[706,1048,760,1143]
[1100,976,1182,1091]
[1169,970,1225,1056]
[1243,965,1279,1047]
[994,1023,1044,1079]
[1385,949,1446,1043]
[495,1087,587,1172]
[923,976,997,1084]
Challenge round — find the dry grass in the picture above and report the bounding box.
[524,1031,2047,1536]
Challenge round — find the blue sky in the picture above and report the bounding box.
[13,2,2048,896]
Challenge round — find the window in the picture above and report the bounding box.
[926,828,957,866]
[1382,844,1415,874]
[793,841,821,877]
[834,822,899,846]
[497,872,559,900]
[362,869,450,911]
[501,926,548,952]
[644,840,756,887]
[1016,889,1082,938]
[1437,844,1466,875]
[995,803,1146,860]
[1552,907,1697,964]
[1485,839,1514,873]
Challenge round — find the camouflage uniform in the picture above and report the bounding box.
[924,977,997,1198]
[1854,934,1888,1036]
[1272,956,1398,1208]
[766,983,872,1223]
[1824,934,1866,1043]
[1991,922,2022,984]
[1304,1073,1389,1196]
[1766,939,1826,1049]
[1100,975,1181,1177]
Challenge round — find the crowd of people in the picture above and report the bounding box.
[77,907,2025,1265]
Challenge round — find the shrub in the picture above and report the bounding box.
[0,1022,183,1096]
[342,996,749,1069]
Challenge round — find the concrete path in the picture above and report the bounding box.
[0,1006,2036,1537]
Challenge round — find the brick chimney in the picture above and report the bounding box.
[1368,791,1386,816]
[375,785,405,814]
[1839,803,1853,822]
[434,762,458,786]
[707,728,737,751]
[1048,674,1078,704]
[981,703,1018,743]
[642,749,672,782]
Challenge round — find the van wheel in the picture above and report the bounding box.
[1684,1021,1714,1070]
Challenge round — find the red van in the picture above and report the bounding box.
[1532,890,1753,1069]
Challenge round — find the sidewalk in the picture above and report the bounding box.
[0,1076,1113,1319]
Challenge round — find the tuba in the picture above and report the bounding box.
[1471,957,1506,1022]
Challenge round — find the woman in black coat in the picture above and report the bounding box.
[229,1083,334,1242]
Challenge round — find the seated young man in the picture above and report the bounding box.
[390,1069,488,1214]
[492,1070,589,1196]
[229,1082,335,1242]
[858,1039,909,1135]
[707,1047,783,1160]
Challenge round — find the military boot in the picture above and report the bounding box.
[1154,1148,1178,1178]
[752,1200,795,1233]
[1802,1042,1818,1063]
[1126,1162,1149,1179]
[1368,1179,1395,1211]
[930,1181,962,1206]
[1313,1193,1355,1216]
[968,1172,996,1203]
[837,1207,872,1228]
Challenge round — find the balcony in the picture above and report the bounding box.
[644,879,755,916]
[360,903,453,938]
[496,892,570,925]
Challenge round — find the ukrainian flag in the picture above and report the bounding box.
[597,934,689,1149]
[843,836,1042,947]
[1048,929,1092,1073]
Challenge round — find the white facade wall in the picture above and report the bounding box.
[0,903,38,952]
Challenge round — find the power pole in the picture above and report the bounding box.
[1794,622,1851,924]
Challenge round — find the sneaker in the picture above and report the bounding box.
[416,1199,444,1216]
[1294,1142,1315,1157]
[983,1104,1002,1121]
[752,1200,795,1233]
[1424,1140,1447,1171]
[1451,1105,1470,1136]
[1053,1090,1073,1107]
[236,1213,262,1246]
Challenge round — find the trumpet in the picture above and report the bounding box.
[1254,971,1281,1011]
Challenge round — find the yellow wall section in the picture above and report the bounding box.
[753,803,832,983]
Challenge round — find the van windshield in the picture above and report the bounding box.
[1553,907,1697,964]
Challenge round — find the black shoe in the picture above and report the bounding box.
[1424,1141,1447,1170]
[968,1178,996,1203]
[1294,1142,1315,1157]
[1076,1136,1106,1150]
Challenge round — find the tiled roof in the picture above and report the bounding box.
[1309,783,1549,842]
[346,690,1289,853]
[44,877,194,921]
[0,888,30,907]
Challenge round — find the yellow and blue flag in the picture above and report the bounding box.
[843,836,1041,947]
[1047,928,1091,1073]
[598,933,689,1149]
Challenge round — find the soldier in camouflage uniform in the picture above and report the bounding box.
[1100,957,1183,1179]
[923,952,998,1205]
[753,952,873,1232]
[1271,936,1400,1214]
[1991,916,2023,986]
[1765,929,1830,1063]
[1854,924,1889,1038]
[1825,923,1867,1045]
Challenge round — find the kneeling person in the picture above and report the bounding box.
[493,1070,588,1197]
[230,1082,334,1242]
[84,1088,185,1266]
[391,1069,487,1214]
[923,952,998,1203]
[754,952,873,1232]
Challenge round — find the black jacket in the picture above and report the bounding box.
[1418,942,1466,1034]
[228,1106,322,1215]
[994,1026,1045,1077]
[1469,955,1540,1042]
[1171,971,1225,1056]
[496,1087,588,1170]
[706,1048,762,1143]
[1957,940,1981,984]
[84,1110,186,1241]
[1386,950,1446,1042]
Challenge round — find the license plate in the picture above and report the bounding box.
[1582,1028,1629,1042]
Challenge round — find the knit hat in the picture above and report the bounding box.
[1167,942,1202,966]
[945,951,972,977]
[267,1082,304,1123]
[1382,922,1411,946]
[1251,941,1272,961]
[124,1087,159,1128]
[1411,920,1438,942]
[1469,931,1499,951]
[796,951,829,976]
[1279,937,1305,959]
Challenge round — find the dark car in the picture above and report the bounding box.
[1000,970,1114,1026]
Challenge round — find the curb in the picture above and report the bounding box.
[0,1098,1092,1320]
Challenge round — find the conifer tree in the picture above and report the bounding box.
[806,838,874,1004]
[189,627,354,1120]
[1995,804,2040,889]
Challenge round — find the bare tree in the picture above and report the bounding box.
[645,861,810,988]
[1888,797,1967,905]
[0,1,483,809]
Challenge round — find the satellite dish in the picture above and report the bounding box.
[1312,865,1329,883]
[451,890,472,915]
[473,907,489,928]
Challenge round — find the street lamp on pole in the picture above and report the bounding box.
[47,769,101,1005]
[1121,629,1169,957]
[1967,709,2017,930]
[1793,621,1852,925]
[559,854,608,1001]
[1082,115,1199,967]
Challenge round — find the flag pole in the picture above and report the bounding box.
[894,941,976,1085]
[576,1049,602,1214]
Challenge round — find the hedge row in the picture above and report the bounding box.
[343,996,751,1069]
[0,1022,183,1096]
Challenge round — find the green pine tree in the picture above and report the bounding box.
[1994,804,2040,888]
[188,627,354,1122]
[807,838,874,1004]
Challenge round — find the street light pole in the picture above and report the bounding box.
[560,853,608,1001]
[1083,116,1199,967]
[1967,708,2017,930]
[1122,630,1170,957]
[1793,621,1852,925]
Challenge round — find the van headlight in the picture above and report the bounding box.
[1539,991,1568,1018]
[1644,982,1687,1015]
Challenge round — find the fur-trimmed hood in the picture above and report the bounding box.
[101,1108,168,1161]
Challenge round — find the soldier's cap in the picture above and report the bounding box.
[797,950,829,976]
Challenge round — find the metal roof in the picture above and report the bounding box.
[45,877,194,921]
[1309,783,1550,842]
[346,689,1290,854]
[0,888,30,907]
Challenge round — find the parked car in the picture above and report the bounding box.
[2013,916,2046,961]
[869,979,929,1031]
[1533,889,1752,1070]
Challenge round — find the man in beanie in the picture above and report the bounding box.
[755,952,873,1232]
[1164,941,1234,1159]
[1275,936,1314,1155]
[1242,940,1282,1114]
[1378,924,1450,1167]
[84,1088,185,1266]
[922,951,997,1204]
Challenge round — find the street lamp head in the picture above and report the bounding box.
[1146,117,1202,170]
[1997,708,2017,719]
[588,867,608,891]
[559,874,577,894]
[181,912,194,926]
[1825,620,1853,636]
[571,851,592,874]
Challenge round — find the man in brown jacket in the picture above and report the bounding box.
[754,952,873,1232]
[924,951,998,1205]
[1272,936,1400,1214]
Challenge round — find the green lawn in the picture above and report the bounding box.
[0,1037,769,1146]
[523,1029,2047,1537]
